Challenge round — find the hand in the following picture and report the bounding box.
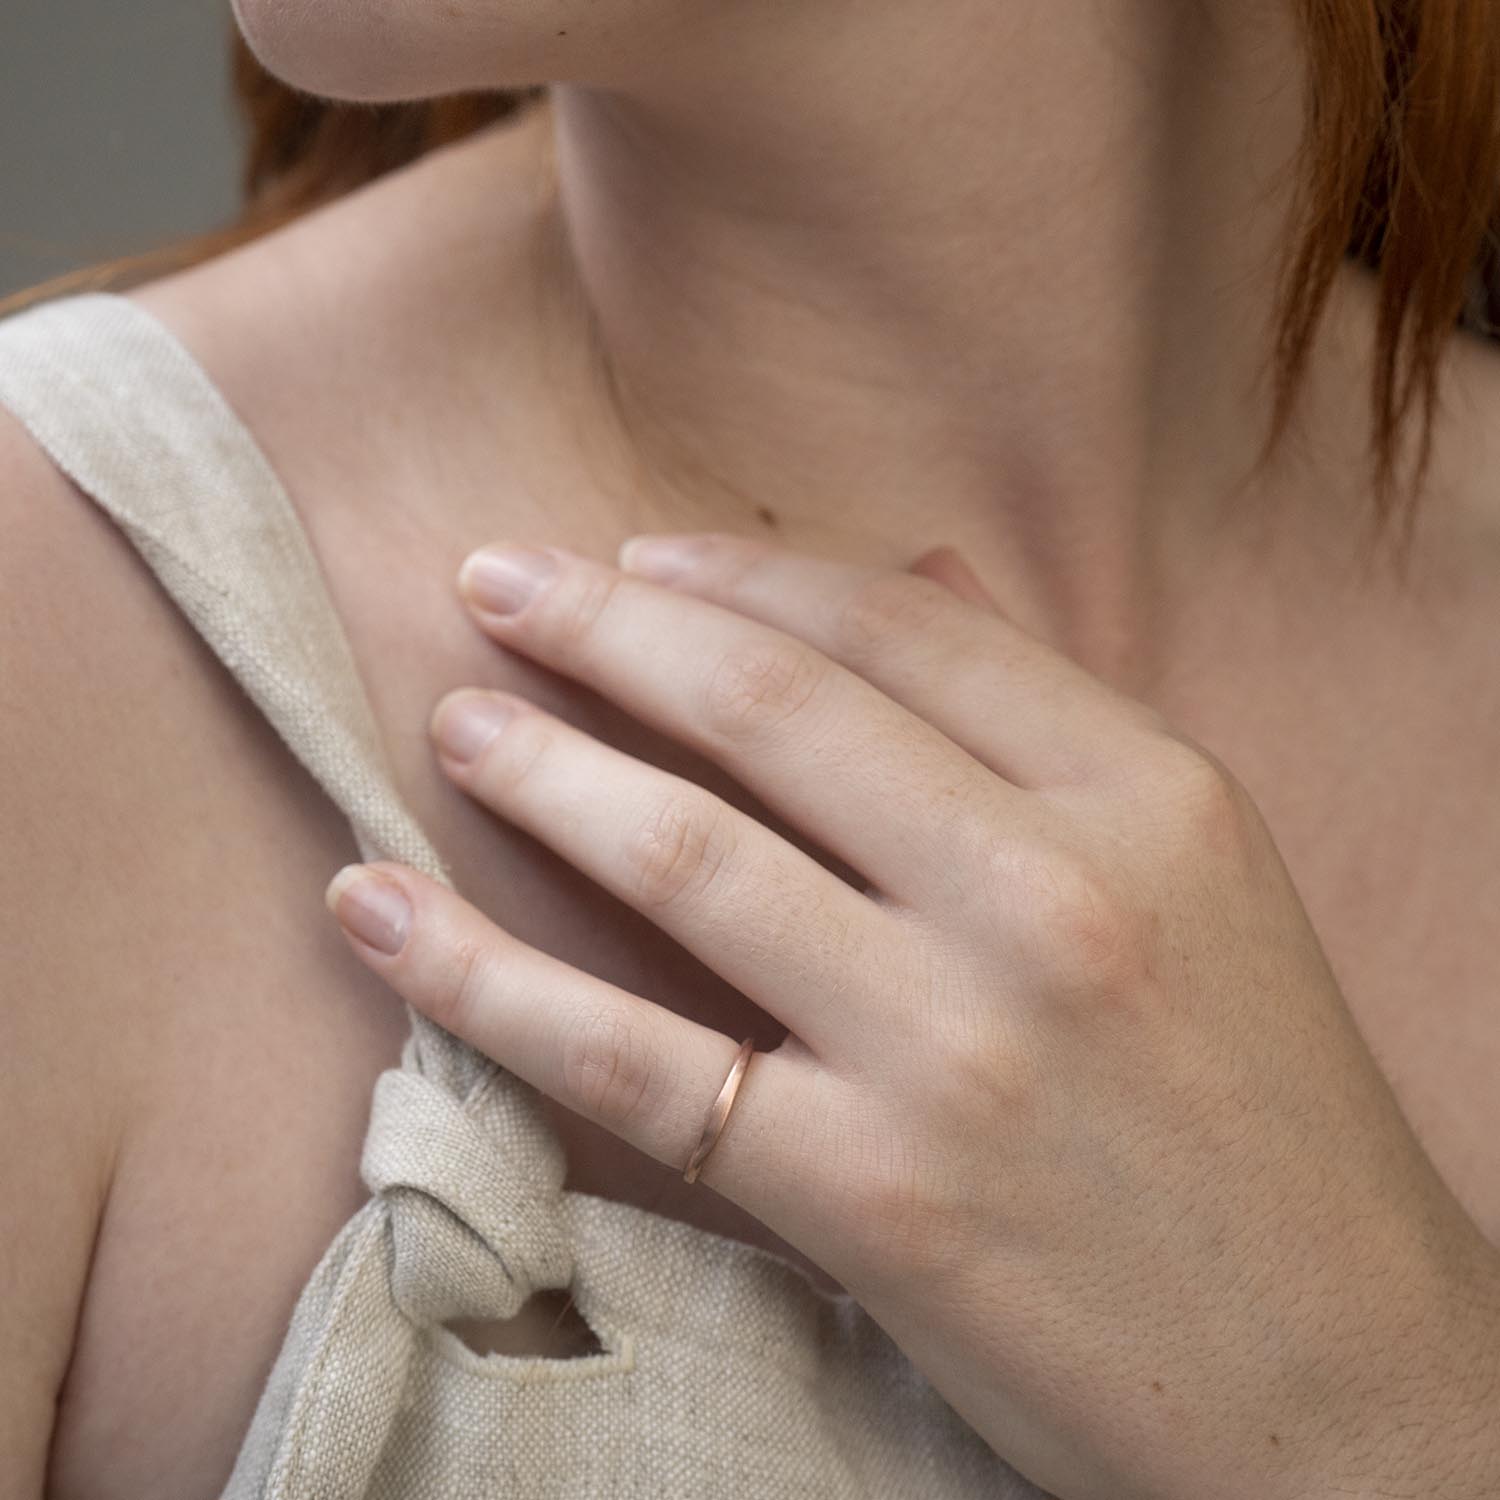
[324,531,1500,1500]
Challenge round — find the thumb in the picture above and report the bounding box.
[906,544,1004,614]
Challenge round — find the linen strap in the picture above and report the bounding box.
[0,289,573,1310]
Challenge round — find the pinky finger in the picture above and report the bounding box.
[323,860,791,1201]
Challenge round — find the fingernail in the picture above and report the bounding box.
[324,865,412,955]
[459,546,559,615]
[618,534,709,582]
[430,690,517,762]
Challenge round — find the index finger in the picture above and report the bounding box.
[617,532,1164,788]
[455,542,1025,910]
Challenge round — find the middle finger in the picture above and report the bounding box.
[454,545,1039,910]
[429,686,910,1059]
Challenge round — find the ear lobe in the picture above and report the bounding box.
[907,545,1004,614]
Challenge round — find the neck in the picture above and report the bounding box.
[510,1,1329,680]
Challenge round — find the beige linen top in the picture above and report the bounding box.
[0,291,1048,1499]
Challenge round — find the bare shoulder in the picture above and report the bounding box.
[0,408,125,1498]
[0,396,409,1496]
[121,103,556,463]
[0,396,345,1098]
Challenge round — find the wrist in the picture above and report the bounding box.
[1302,1228,1500,1500]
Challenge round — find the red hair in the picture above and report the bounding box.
[4,8,1498,557]
[1273,0,1500,551]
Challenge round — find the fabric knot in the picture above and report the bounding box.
[360,1064,574,1324]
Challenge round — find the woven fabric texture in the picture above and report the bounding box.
[0,292,1047,1499]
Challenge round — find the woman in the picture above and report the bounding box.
[2,0,1498,1495]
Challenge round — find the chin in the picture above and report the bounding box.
[229,0,572,102]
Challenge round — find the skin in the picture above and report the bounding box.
[16,0,1500,1493]
[227,0,1500,1486]
[222,0,1332,687]
[325,532,1500,1498]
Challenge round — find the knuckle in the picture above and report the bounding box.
[560,1004,660,1129]
[623,792,736,912]
[432,933,501,1040]
[1008,846,1148,994]
[849,1149,932,1276]
[544,567,625,659]
[472,710,556,797]
[834,572,954,665]
[928,992,1035,1131]
[1148,735,1253,861]
[837,1097,991,1293]
[701,638,828,741]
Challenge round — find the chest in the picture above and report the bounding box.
[328,568,1500,1260]
[48,561,1500,1500]
[1202,704,1500,1242]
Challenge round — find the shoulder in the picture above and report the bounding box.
[0,406,168,1100]
[0,407,148,1492]
[121,105,552,431]
[0,109,549,1492]
[0,396,407,1493]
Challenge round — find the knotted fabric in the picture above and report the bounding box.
[361,1048,575,1325]
[0,290,1051,1500]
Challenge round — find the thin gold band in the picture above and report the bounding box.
[682,1036,754,1184]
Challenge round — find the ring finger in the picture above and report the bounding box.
[324,859,805,1204]
[429,685,911,1060]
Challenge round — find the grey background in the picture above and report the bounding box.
[0,0,243,297]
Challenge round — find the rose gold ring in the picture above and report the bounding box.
[682,1036,754,1184]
